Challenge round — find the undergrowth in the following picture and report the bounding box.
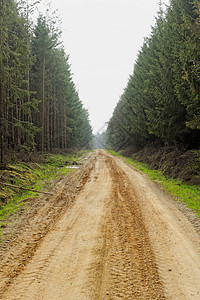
[0,150,89,230]
[107,150,200,218]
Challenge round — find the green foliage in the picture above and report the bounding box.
[0,151,89,225]
[0,0,93,163]
[30,14,92,151]
[106,0,200,150]
[44,150,89,167]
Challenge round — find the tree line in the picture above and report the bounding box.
[0,0,93,166]
[106,0,200,151]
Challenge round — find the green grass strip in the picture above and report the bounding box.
[0,151,90,226]
[107,150,200,218]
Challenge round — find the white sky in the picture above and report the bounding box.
[37,0,169,133]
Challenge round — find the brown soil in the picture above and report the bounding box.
[0,150,200,299]
[121,145,200,185]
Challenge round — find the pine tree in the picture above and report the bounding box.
[106,0,200,150]
[0,0,93,161]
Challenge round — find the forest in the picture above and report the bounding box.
[0,0,93,167]
[106,0,200,151]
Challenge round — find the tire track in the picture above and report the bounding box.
[114,154,200,299]
[0,153,96,298]
[0,153,111,300]
[90,155,165,299]
[2,150,199,299]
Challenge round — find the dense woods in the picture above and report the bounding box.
[0,0,92,166]
[106,0,200,151]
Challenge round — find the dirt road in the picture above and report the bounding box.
[1,150,200,299]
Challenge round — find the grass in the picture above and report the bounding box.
[0,150,89,228]
[107,150,200,218]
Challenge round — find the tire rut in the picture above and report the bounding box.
[89,155,165,299]
[2,150,199,299]
[0,153,96,298]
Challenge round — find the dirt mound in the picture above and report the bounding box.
[121,145,200,185]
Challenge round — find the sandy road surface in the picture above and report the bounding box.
[1,150,200,299]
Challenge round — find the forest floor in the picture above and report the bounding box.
[1,150,200,299]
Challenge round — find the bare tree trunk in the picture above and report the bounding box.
[0,82,4,167]
[5,100,9,150]
[11,104,15,147]
[26,3,32,124]
[53,86,56,149]
[17,98,21,148]
[46,88,50,151]
[0,0,4,167]
[41,53,45,152]
[64,114,67,149]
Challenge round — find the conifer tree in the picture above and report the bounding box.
[106,0,200,150]
[0,0,93,163]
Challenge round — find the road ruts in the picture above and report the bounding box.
[2,150,200,299]
[89,154,165,299]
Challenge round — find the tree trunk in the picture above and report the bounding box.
[0,82,4,167]
[0,0,4,167]
[26,3,32,123]
[41,53,45,152]
[53,86,57,149]
[17,98,21,148]
[46,88,50,151]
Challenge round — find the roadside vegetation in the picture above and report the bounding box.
[106,0,200,219]
[0,0,93,168]
[0,151,89,231]
[107,150,200,218]
[106,0,200,152]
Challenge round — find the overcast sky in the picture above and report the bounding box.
[38,0,170,133]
